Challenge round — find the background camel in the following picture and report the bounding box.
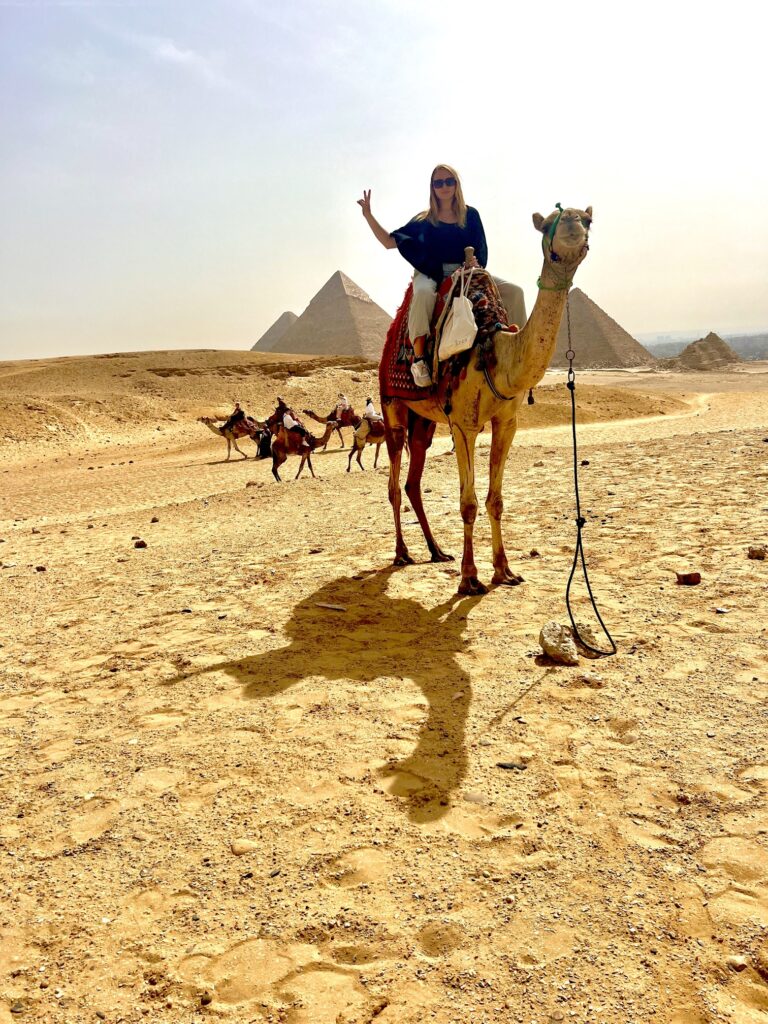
[347,419,386,472]
[197,415,266,460]
[269,420,336,481]
[382,205,592,594]
[303,405,362,449]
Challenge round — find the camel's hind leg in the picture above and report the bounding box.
[383,400,412,566]
[487,415,523,585]
[406,414,453,563]
[336,425,345,448]
[232,438,248,459]
[373,441,382,469]
[452,422,484,594]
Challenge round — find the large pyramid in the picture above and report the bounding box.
[251,311,298,352]
[676,332,741,370]
[550,288,656,369]
[265,271,392,361]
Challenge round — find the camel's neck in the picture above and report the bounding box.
[495,257,572,394]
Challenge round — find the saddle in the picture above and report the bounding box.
[379,270,510,401]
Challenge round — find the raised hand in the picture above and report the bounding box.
[357,189,372,218]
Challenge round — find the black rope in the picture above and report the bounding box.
[564,298,617,657]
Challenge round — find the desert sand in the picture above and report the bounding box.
[1,351,767,1023]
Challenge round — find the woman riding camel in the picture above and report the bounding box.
[358,165,486,387]
[357,165,524,387]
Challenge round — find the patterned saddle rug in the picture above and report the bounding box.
[379,270,510,400]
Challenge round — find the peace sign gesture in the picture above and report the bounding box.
[357,189,372,218]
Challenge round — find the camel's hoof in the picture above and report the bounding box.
[492,570,525,586]
[430,549,455,563]
[458,576,488,596]
[393,552,415,567]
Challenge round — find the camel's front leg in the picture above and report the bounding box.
[384,403,412,565]
[336,425,345,449]
[452,424,484,594]
[406,417,453,563]
[373,442,381,470]
[233,438,248,459]
[487,415,524,585]
[225,437,232,461]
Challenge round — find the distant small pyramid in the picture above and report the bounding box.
[267,271,391,361]
[676,332,741,370]
[252,311,298,352]
[550,289,656,369]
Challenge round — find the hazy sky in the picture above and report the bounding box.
[1,0,766,360]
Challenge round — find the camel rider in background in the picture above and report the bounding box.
[283,408,309,439]
[335,393,351,421]
[364,397,383,422]
[356,397,383,444]
[222,401,246,432]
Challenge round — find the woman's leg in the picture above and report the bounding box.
[491,275,527,329]
[408,272,438,358]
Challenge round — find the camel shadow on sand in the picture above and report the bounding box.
[189,567,485,823]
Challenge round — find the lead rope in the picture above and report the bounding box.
[564,296,617,656]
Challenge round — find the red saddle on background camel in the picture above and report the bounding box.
[379,271,510,401]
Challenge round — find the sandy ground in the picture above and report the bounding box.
[1,352,768,1024]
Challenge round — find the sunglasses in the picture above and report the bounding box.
[432,177,456,189]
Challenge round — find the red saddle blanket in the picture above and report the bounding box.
[379,271,509,400]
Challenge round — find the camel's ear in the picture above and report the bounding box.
[532,213,546,232]
[585,206,593,224]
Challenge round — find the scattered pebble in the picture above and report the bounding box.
[231,838,259,856]
[579,672,605,688]
[726,954,748,972]
[35,565,46,572]
[580,459,590,466]
[134,539,147,549]
[200,991,213,1006]
[748,545,766,560]
[676,571,701,585]
[315,602,346,612]
[496,761,528,771]
[150,516,159,523]
[529,549,540,558]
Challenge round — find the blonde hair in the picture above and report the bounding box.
[416,164,467,227]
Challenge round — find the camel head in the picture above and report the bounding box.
[532,205,592,271]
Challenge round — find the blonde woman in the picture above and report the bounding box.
[359,165,489,387]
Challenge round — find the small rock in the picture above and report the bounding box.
[539,620,579,665]
[35,565,46,572]
[748,545,766,560]
[529,549,540,558]
[580,459,590,466]
[496,761,528,771]
[579,672,605,689]
[726,954,748,972]
[134,539,147,549]
[533,460,544,467]
[714,607,729,614]
[230,838,259,856]
[10,1003,24,1015]
[676,571,701,585]
[200,990,213,1006]
[150,516,159,524]
[31,527,40,534]
[269,868,281,878]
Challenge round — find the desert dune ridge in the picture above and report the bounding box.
[1,350,768,1023]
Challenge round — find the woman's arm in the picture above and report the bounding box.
[357,190,397,250]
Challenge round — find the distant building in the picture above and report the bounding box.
[549,289,656,369]
[253,271,391,361]
[251,311,298,353]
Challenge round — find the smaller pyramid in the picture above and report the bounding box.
[267,271,391,361]
[676,332,741,370]
[550,289,656,369]
[252,311,298,352]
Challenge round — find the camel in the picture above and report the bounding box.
[303,406,362,449]
[267,418,337,482]
[382,204,592,595]
[347,419,386,472]
[198,415,267,460]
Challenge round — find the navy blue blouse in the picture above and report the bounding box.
[390,206,488,283]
